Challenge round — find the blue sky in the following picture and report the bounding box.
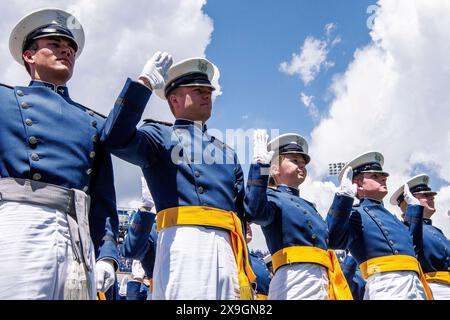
[205,0,373,136]
[2,0,450,252]
[202,1,377,193]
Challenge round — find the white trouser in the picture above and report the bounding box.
[0,201,96,300]
[268,263,329,300]
[152,225,240,300]
[428,282,450,300]
[364,271,427,300]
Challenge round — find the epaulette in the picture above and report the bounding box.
[72,101,107,119]
[0,83,14,89]
[143,118,173,126]
[85,106,107,119]
[304,199,317,210]
[212,136,234,151]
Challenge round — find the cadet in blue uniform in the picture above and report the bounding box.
[327,151,433,299]
[338,251,366,300]
[126,260,150,300]
[0,8,152,299]
[390,174,450,299]
[245,130,353,300]
[246,223,271,299]
[121,177,158,299]
[102,57,255,300]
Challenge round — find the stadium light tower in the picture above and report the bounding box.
[328,162,346,176]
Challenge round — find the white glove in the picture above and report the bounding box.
[139,51,173,90]
[95,259,116,292]
[141,177,154,209]
[131,260,145,280]
[337,166,357,198]
[403,183,420,205]
[252,129,274,164]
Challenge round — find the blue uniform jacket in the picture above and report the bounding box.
[126,280,149,300]
[244,163,354,255]
[327,197,424,266]
[340,254,366,300]
[121,209,157,278]
[249,252,271,296]
[101,88,245,219]
[404,217,450,273]
[0,80,147,264]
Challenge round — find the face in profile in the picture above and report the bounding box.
[272,154,307,187]
[23,37,76,83]
[170,86,213,123]
[355,172,388,200]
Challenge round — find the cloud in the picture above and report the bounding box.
[279,36,330,85]
[300,92,320,119]
[304,0,450,238]
[324,23,336,37]
[0,0,216,209]
[279,23,341,86]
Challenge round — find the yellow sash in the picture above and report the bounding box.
[96,292,106,300]
[149,278,153,294]
[157,206,256,300]
[256,293,268,300]
[359,255,434,300]
[425,271,450,285]
[272,246,353,300]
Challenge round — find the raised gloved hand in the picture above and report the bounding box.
[403,183,420,205]
[139,51,173,90]
[253,129,274,165]
[141,177,154,210]
[95,259,116,293]
[131,260,145,281]
[337,166,357,198]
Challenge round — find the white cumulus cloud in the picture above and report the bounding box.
[0,0,216,208]
[304,0,450,238]
[279,36,330,85]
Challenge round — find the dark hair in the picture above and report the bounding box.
[23,40,39,75]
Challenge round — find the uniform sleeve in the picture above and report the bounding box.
[234,159,246,219]
[244,162,278,226]
[101,78,162,167]
[326,195,355,249]
[121,209,156,260]
[88,146,119,267]
[404,204,424,253]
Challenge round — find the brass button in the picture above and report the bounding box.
[195,171,201,178]
[198,186,204,194]
[17,90,24,97]
[86,168,93,175]
[394,250,399,255]
[31,153,39,161]
[91,120,97,128]
[25,119,33,126]
[21,102,30,109]
[311,234,317,240]
[83,186,89,192]
[33,173,42,181]
[92,135,98,143]
[88,111,95,116]
[89,151,96,158]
